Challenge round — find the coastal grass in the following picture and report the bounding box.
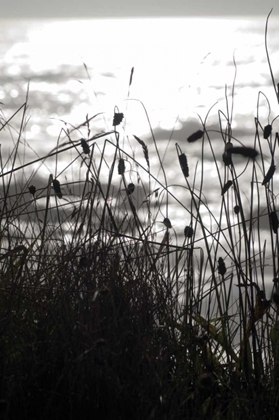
[0,11,279,420]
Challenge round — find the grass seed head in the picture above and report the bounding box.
[126,183,135,196]
[163,218,172,228]
[263,124,272,139]
[262,164,276,185]
[118,158,126,175]
[133,135,150,168]
[234,205,240,214]
[129,67,134,86]
[52,179,62,199]
[227,146,259,159]
[270,211,279,234]
[217,257,226,276]
[187,130,204,143]
[178,153,189,178]
[221,180,233,196]
[184,225,194,238]
[28,185,36,196]
[113,112,124,126]
[81,139,90,155]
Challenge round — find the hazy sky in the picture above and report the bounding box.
[0,0,276,18]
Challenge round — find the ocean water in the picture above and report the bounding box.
[0,17,279,251]
[1,17,278,141]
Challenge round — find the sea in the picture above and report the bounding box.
[1,17,279,145]
[0,16,279,280]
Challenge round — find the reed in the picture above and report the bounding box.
[0,11,279,420]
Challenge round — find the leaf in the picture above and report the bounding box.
[239,338,253,375]
[194,314,238,363]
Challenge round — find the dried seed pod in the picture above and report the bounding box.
[270,211,279,234]
[234,205,240,215]
[184,225,194,238]
[263,124,272,139]
[262,164,276,185]
[81,139,90,155]
[227,146,258,159]
[52,179,62,199]
[187,130,204,143]
[178,153,189,178]
[218,257,226,276]
[28,185,36,196]
[221,180,233,196]
[163,218,172,228]
[118,158,125,175]
[112,112,124,126]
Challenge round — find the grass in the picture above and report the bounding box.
[0,11,279,420]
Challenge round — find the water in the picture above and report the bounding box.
[0,17,279,253]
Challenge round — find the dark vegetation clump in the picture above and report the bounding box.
[0,11,279,420]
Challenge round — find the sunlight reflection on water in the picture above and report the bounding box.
[1,17,278,134]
